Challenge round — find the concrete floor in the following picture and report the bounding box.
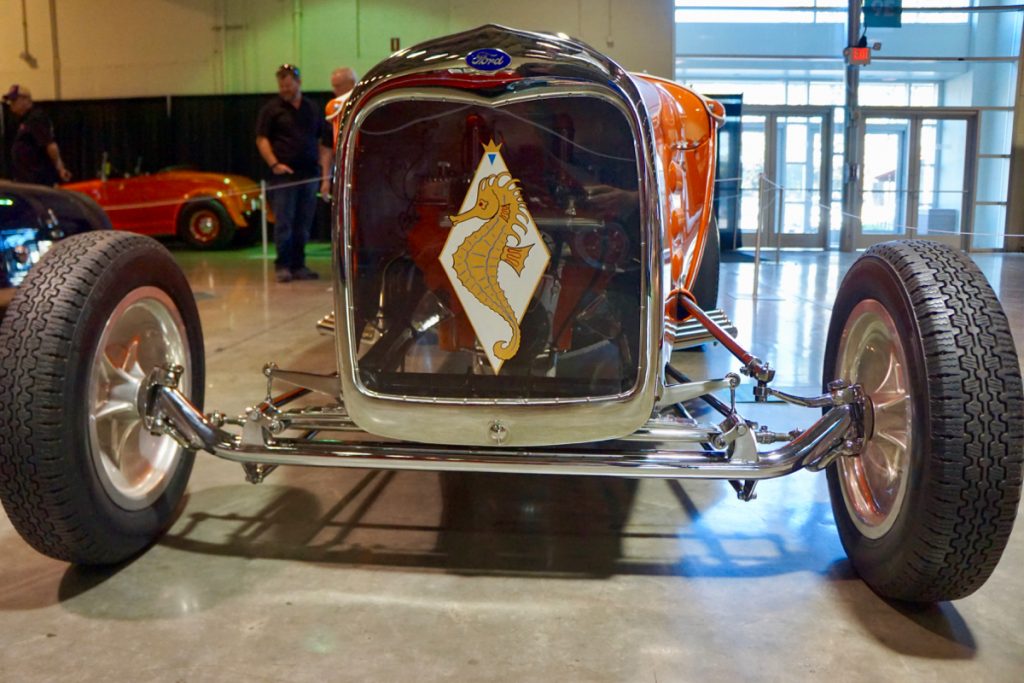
[1,244,1023,682]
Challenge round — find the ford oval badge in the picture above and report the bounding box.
[466,48,512,72]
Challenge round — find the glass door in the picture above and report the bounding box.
[737,113,766,249]
[774,114,831,248]
[917,118,970,246]
[858,119,911,240]
[853,109,978,250]
[738,106,833,250]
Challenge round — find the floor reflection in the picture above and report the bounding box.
[153,468,844,581]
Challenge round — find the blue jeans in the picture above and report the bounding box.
[269,179,318,270]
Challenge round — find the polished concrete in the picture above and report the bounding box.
[1,243,1023,682]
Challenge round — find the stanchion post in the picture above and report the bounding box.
[729,177,740,251]
[775,186,784,265]
[753,174,765,299]
[260,180,269,261]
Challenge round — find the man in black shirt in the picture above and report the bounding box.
[2,85,72,186]
[256,65,329,282]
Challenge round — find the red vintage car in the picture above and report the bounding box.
[65,169,266,249]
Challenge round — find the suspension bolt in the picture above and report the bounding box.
[489,420,509,445]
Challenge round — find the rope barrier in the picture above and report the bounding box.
[749,173,1024,239]
[63,169,1021,240]
[75,175,744,214]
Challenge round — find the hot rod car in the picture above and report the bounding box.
[0,26,1020,604]
[64,168,265,249]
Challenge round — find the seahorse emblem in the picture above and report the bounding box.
[440,140,550,373]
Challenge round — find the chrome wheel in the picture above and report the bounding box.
[835,299,912,539]
[88,286,191,510]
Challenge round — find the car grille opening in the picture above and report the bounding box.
[347,96,643,400]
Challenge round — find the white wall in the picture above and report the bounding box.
[0,0,673,100]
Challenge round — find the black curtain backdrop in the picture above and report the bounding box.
[1,92,333,183]
[169,94,268,180]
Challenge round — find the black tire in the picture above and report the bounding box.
[62,190,113,232]
[823,240,1022,602]
[177,199,235,249]
[0,232,205,564]
[691,217,720,310]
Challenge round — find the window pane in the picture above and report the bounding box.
[786,82,808,105]
[980,110,1014,156]
[739,116,766,232]
[673,0,965,23]
[919,165,935,207]
[784,122,808,163]
[927,118,967,218]
[977,157,1010,204]
[860,83,909,107]
[972,204,1007,250]
[675,9,817,23]
[689,82,784,105]
[809,82,843,106]
[909,84,938,107]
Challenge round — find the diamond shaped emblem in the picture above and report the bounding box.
[440,140,550,374]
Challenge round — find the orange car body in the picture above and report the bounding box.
[65,170,264,237]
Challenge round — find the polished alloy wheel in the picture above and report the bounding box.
[87,286,191,510]
[835,299,913,539]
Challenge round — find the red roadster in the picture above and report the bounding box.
[65,169,267,249]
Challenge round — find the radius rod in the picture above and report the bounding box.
[676,294,776,396]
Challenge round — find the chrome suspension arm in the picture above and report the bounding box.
[146,382,862,481]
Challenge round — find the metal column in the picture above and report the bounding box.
[1007,23,1024,252]
[839,0,861,252]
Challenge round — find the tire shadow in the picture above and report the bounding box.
[826,559,977,660]
[40,468,933,625]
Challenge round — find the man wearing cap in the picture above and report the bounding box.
[3,85,72,186]
[255,65,328,283]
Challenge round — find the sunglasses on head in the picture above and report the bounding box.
[276,64,300,79]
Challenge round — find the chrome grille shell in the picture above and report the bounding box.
[331,25,669,447]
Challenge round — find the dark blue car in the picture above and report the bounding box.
[0,180,110,307]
